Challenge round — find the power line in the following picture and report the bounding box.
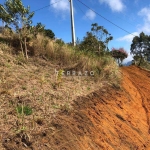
[74,0,93,23]
[74,0,135,37]
[31,0,136,38]
[75,0,137,27]
[33,0,63,12]
[76,0,136,37]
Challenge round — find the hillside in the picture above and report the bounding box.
[0,41,120,150]
[1,0,150,149]
[1,52,150,150]
[43,66,150,150]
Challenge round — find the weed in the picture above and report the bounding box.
[60,103,71,114]
[16,52,27,65]
[0,43,11,53]
[5,62,11,68]
[22,86,27,90]
[56,69,64,83]
[87,87,90,90]
[40,74,46,85]
[52,104,60,109]
[16,105,32,116]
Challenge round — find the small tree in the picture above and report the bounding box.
[130,32,150,66]
[55,38,65,46]
[0,0,34,59]
[31,22,45,38]
[111,48,128,66]
[31,22,55,39]
[80,32,99,53]
[79,23,113,56]
[44,29,55,39]
[91,23,113,53]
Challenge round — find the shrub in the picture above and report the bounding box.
[31,34,120,82]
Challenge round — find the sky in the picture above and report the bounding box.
[0,0,150,63]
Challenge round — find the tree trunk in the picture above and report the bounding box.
[19,32,24,57]
[24,37,28,60]
[98,44,100,56]
[117,59,120,66]
[120,59,123,66]
[138,55,142,66]
[20,40,24,57]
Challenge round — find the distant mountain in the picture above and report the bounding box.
[123,60,133,66]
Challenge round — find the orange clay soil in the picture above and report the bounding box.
[3,66,150,150]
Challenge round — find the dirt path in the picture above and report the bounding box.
[3,66,150,150]
[122,66,150,134]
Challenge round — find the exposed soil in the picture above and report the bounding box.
[2,65,150,150]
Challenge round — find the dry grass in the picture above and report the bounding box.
[31,35,120,81]
[140,61,150,71]
[0,35,121,149]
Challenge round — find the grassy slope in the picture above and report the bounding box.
[0,34,120,149]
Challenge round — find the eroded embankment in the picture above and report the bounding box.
[3,66,150,150]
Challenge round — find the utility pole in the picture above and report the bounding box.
[69,0,76,46]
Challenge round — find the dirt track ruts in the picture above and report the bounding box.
[122,66,150,134]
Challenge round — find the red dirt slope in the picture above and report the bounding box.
[3,66,150,150]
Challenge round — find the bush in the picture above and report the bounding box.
[44,29,55,39]
[55,39,65,46]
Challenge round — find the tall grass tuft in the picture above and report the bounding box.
[0,33,120,83]
[30,35,120,83]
